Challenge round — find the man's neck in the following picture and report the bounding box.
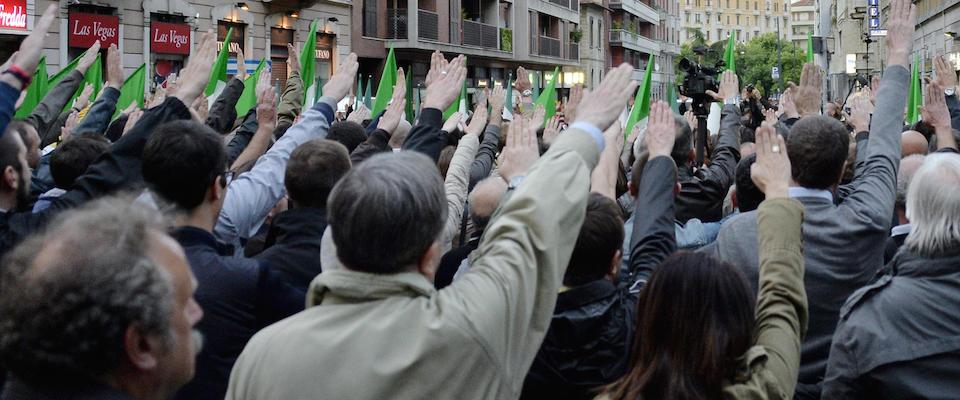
[0,191,16,213]
[176,204,218,233]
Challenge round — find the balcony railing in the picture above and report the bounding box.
[568,42,579,60]
[609,0,659,24]
[538,36,562,58]
[462,20,500,50]
[419,9,439,41]
[387,8,407,39]
[609,29,660,53]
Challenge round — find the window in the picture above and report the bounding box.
[695,13,701,23]
[589,18,594,49]
[726,15,730,24]
[736,14,740,24]
[706,0,711,6]
[717,28,722,40]
[362,0,377,37]
[685,11,690,23]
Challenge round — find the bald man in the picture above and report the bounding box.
[885,154,927,264]
[901,130,929,157]
[435,177,508,288]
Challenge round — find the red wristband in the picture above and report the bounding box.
[4,65,32,87]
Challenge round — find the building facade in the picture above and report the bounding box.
[608,0,680,100]
[579,0,608,89]
[0,0,351,95]
[789,0,815,47]
[680,0,792,44]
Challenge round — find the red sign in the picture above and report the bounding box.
[151,22,191,55]
[0,0,27,31]
[68,12,119,48]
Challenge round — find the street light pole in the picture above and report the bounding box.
[777,15,783,93]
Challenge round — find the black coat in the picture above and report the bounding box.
[675,104,741,224]
[255,207,328,292]
[1,377,134,400]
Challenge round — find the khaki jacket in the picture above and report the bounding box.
[225,129,601,400]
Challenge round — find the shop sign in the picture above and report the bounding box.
[151,22,191,55]
[0,0,27,31]
[68,12,119,48]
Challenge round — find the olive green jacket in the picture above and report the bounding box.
[224,128,601,400]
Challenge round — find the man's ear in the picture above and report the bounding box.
[2,166,17,191]
[417,241,442,282]
[123,325,160,371]
[209,176,225,202]
[607,250,623,280]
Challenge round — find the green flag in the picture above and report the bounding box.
[443,79,467,119]
[356,75,363,107]
[235,59,267,116]
[301,21,318,105]
[48,52,102,113]
[532,73,540,100]
[624,57,655,140]
[806,31,815,63]
[206,28,233,100]
[534,67,559,123]
[113,64,146,119]
[666,79,679,115]
[906,55,921,124]
[364,75,373,109]
[371,47,398,116]
[724,31,737,72]
[315,76,323,102]
[504,74,514,119]
[15,57,49,118]
[405,67,414,123]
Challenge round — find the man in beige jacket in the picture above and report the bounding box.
[224,59,639,400]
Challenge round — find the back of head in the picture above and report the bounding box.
[142,120,226,211]
[0,198,174,386]
[437,145,456,178]
[901,130,928,157]
[388,120,413,148]
[327,121,367,153]
[328,152,447,273]
[564,193,624,287]
[468,177,507,231]
[787,116,850,189]
[284,139,351,209]
[605,252,755,400]
[50,136,110,189]
[734,154,763,213]
[896,154,926,211]
[905,153,960,258]
[0,129,24,180]
[671,115,694,168]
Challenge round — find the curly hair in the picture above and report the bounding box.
[0,197,175,385]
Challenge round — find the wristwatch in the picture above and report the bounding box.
[507,175,525,190]
[946,87,956,97]
[724,96,740,106]
[522,89,533,97]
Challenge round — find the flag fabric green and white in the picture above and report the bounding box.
[206,27,233,106]
[443,79,467,120]
[113,64,146,119]
[666,79,679,115]
[47,52,102,113]
[301,21,319,105]
[364,75,373,109]
[724,31,737,72]
[15,57,49,118]
[503,74,514,120]
[235,58,267,116]
[534,67,559,123]
[806,31,815,63]
[531,73,540,100]
[906,55,921,124]
[81,54,103,104]
[624,57,655,140]
[371,47,398,116]
[355,76,363,107]
[404,67,414,123]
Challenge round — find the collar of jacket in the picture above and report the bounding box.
[891,248,960,278]
[307,269,436,307]
[265,207,327,245]
[171,226,236,256]
[556,279,618,312]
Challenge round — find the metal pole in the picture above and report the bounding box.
[777,16,783,92]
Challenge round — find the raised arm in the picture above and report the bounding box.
[440,64,638,387]
[229,70,276,170]
[72,44,124,136]
[277,44,304,130]
[27,40,100,141]
[403,52,465,160]
[214,54,358,246]
[442,98,486,250]
[205,76,245,134]
[468,86,505,188]
[0,4,57,139]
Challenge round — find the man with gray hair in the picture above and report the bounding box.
[824,153,960,398]
[884,154,926,264]
[0,197,203,400]
[224,60,639,400]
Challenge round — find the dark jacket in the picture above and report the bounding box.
[520,156,677,399]
[254,207,328,292]
[883,232,907,266]
[402,107,445,161]
[206,78,245,134]
[0,97,192,258]
[33,70,84,149]
[0,82,17,141]
[225,109,259,167]
[435,236,480,289]
[1,377,134,400]
[468,124,501,190]
[171,226,304,400]
[675,104,741,223]
[350,128,391,165]
[73,87,120,136]
[823,250,960,399]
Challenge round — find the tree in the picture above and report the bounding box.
[737,33,805,96]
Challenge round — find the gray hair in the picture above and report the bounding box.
[468,177,508,230]
[0,197,176,385]
[896,154,926,210]
[328,151,447,273]
[905,153,960,258]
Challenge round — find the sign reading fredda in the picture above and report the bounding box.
[0,0,27,30]
[151,22,190,55]
[68,12,119,48]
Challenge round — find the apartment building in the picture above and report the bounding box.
[680,0,791,44]
[579,0,609,89]
[789,0,815,47]
[608,0,680,99]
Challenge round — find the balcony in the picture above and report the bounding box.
[462,19,501,50]
[546,0,579,11]
[419,9,439,41]
[609,29,660,54]
[538,36,562,58]
[609,0,659,25]
[387,8,407,40]
[568,42,579,60]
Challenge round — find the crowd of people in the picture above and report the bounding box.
[0,0,958,399]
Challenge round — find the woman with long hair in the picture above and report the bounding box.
[598,122,807,400]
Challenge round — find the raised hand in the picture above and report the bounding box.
[498,115,540,182]
[375,68,408,135]
[543,115,561,145]
[191,96,209,121]
[751,121,791,199]
[59,110,79,142]
[934,55,957,91]
[922,81,952,133]
[794,63,823,116]
[781,84,800,118]
[235,49,247,80]
[123,109,143,136]
[885,0,916,68]
[287,44,301,75]
[347,103,371,124]
[645,101,677,158]
[75,83,94,110]
[321,53,360,101]
[106,44,123,89]
[574,63,639,131]
[173,31,218,106]
[424,51,449,88]
[256,67,277,131]
[4,5,55,83]
[565,84,583,123]
[77,40,101,74]
[706,70,739,102]
[531,104,546,127]
[515,66,532,92]
[490,85,506,114]
[442,111,464,133]
[870,75,880,104]
[845,95,872,133]
[423,55,466,110]
[465,97,489,137]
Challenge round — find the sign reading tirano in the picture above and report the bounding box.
[151,22,191,55]
[0,0,27,30]
[68,12,119,48]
